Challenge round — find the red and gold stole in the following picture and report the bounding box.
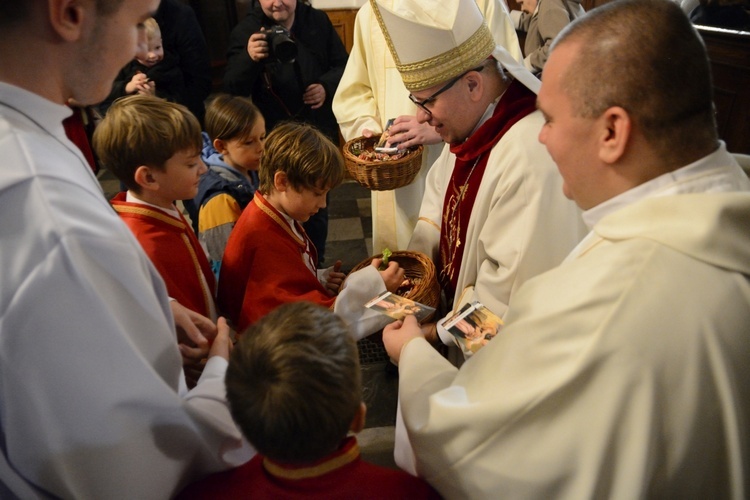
[438,80,538,303]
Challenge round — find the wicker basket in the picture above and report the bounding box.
[349,250,440,319]
[343,136,423,191]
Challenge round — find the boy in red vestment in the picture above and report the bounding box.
[93,95,216,322]
[218,121,404,338]
[176,302,440,499]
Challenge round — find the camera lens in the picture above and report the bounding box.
[273,38,297,63]
[265,26,297,64]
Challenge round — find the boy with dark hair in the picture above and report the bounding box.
[177,301,440,499]
[218,121,404,339]
[93,94,216,321]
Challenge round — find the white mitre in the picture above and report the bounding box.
[372,0,541,94]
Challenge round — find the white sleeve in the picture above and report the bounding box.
[335,265,392,340]
[1,223,252,499]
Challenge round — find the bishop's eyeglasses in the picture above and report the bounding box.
[408,65,485,115]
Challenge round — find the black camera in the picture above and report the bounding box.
[264,25,297,64]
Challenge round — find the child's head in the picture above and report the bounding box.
[259,121,344,222]
[226,301,364,463]
[93,94,203,196]
[205,94,266,174]
[135,17,163,67]
[258,121,344,196]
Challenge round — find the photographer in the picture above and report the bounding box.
[223,0,348,266]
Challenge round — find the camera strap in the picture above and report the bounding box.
[262,61,308,118]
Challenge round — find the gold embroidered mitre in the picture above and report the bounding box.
[371,0,496,92]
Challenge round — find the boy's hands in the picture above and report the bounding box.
[172,302,235,363]
[208,317,234,361]
[172,301,214,364]
[172,302,234,388]
[372,258,406,293]
[324,260,345,296]
[181,317,233,389]
[172,301,214,388]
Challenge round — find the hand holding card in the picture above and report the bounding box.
[365,291,435,323]
[440,301,503,356]
[375,118,400,153]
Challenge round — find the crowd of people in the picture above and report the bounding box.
[0,0,748,498]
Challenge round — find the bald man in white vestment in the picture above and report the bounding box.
[384,0,750,498]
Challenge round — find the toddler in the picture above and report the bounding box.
[99,18,186,114]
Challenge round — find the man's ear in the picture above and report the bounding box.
[213,138,227,155]
[273,171,289,192]
[134,165,159,191]
[48,0,86,42]
[598,106,631,164]
[466,71,483,101]
[349,402,367,434]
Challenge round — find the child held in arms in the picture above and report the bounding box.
[99,17,186,114]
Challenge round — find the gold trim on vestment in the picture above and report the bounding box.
[113,204,185,228]
[254,195,318,271]
[262,441,360,480]
[180,233,213,316]
[370,0,495,92]
[114,203,213,315]
[254,195,305,248]
[418,216,441,232]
